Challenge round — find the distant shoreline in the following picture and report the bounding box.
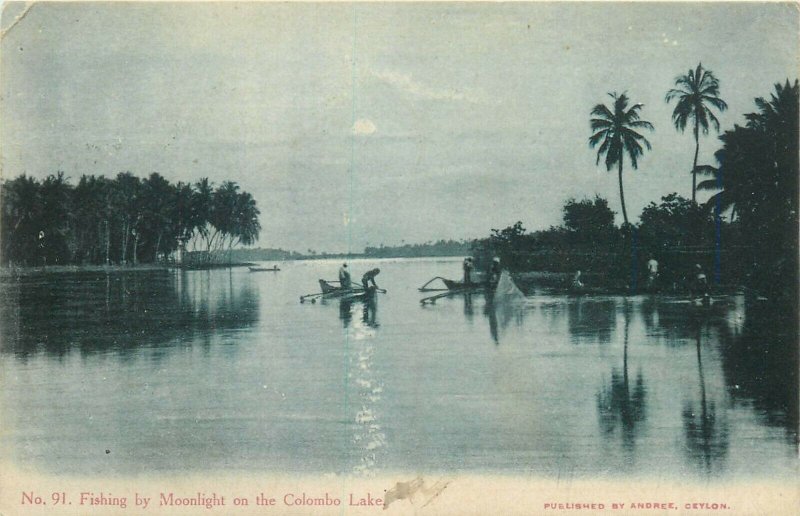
[0,256,470,278]
[0,262,254,278]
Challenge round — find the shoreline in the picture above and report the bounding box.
[0,263,257,278]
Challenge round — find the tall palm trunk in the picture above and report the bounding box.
[618,159,629,226]
[155,232,162,263]
[692,124,700,203]
[104,220,110,265]
[121,219,129,264]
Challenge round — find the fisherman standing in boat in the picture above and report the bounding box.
[361,268,381,294]
[488,257,502,287]
[693,263,709,298]
[463,257,474,285]
[646,256,659,289]
[339,263,352,290]
[572,270,584,289]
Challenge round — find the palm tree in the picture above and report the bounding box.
[697,80,798,300]
[697,80,798,223]
[666,63,728,203]
[589,92,654,227]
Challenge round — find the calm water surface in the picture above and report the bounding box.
[0,258,796,479]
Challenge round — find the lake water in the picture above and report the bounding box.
[0,258,796,480]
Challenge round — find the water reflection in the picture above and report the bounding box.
[482,294,529,345]
[682,320,729,475]
[463,293,474,320]
[339,299,353,328]
[717,303,798,442]
[347,299,384,475]
[337,298,380,329]
[0,270,260,359]
[568,298,616,344]
[596,302,648,457]
[1,260,795,478]
[362,298,379,328]
[485,299,499,345]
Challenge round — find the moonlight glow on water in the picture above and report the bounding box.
[0,258,796,479]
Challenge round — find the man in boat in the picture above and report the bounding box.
[463,257,474,285]
[339,263,352,290]
[646,256,659,289]
[572,270,584,289]
[692,264,709,298]
[488,257,502,287]
[361,268,381,294]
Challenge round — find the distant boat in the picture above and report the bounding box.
[249,266,280,272]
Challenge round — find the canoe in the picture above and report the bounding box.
[339,288,377,303]
[442,278,484,291]
[319,279,363,297]
[249,266,280,272]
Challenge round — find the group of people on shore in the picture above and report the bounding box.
[338,263,380,292]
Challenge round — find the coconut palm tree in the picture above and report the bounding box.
[666,63,728,203]
[697,80,798,300]
[697,80,798,223]
[589,92,654,227]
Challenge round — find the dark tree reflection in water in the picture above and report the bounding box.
[0,270,259,359]
[681,319,730,476]
[596,301,648,458]
[0,260,795,477]
[569,298,617,344]
[717,303,798,444]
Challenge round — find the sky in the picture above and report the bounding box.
[1,2,798,253]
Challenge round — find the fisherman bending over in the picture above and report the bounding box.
[339,263,352,289]
[361,268,381,293]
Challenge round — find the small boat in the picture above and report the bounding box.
[419,276,485,292]
[339,288,377,303]
[442,278,484,291]
[319,279,363,297]
[249,266,280,272]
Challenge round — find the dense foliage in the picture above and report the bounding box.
[0,173,260,266]
[478,80,798,303]
[698,80,799,305]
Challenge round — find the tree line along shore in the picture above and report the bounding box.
[475,73,797,308]
[1,69,797,306]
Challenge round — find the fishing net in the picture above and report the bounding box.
[494,270,525,302]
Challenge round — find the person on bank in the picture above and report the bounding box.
[463,257,474,285]
[339,263,352,289]
[361,268,381,293]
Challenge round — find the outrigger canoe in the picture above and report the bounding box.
[319,279,362,296]
[300,280,380,304]
[419,276,485,292]
[442,278,484,290]
[419,278,487,305]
